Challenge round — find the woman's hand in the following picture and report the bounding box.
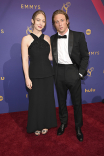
[25,78,32,89]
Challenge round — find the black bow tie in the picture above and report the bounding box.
[58,35,67,39]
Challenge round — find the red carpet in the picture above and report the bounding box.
[0,102,104,156]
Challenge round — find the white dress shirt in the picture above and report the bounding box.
[58,29,73,64]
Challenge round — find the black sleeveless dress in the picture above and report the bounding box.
[27,33,57,133]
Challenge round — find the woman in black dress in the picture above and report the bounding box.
[21,10,57,135]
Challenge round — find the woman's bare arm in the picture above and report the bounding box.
[21,36,32,89]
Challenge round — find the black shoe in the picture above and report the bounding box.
[76,127,83,142]
[57,124,67,135]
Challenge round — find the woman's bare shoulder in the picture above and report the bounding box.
[22,34,31,40]
[21,34,32,43]
[44,35,50,40]
[44,35,50,44]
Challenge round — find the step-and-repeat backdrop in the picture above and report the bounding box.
[0,0,104,114]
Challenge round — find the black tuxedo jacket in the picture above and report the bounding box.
[51,29,89,78]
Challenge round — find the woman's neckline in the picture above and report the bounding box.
[31,33,43,38]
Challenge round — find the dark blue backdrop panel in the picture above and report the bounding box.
[0,0,104,114]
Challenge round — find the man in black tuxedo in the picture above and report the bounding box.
[51,10,89,141]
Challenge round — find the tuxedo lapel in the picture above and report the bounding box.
[52,33,58,63]
[68,29,74,56]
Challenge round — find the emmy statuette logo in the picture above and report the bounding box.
[1,29,4,33]
[86,29,91,35]
[0,96,3,101]
[26,26,33,35]
[87,67,94,77]
[62,2,71,13]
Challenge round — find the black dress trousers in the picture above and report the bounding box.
[55,64,83,128]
